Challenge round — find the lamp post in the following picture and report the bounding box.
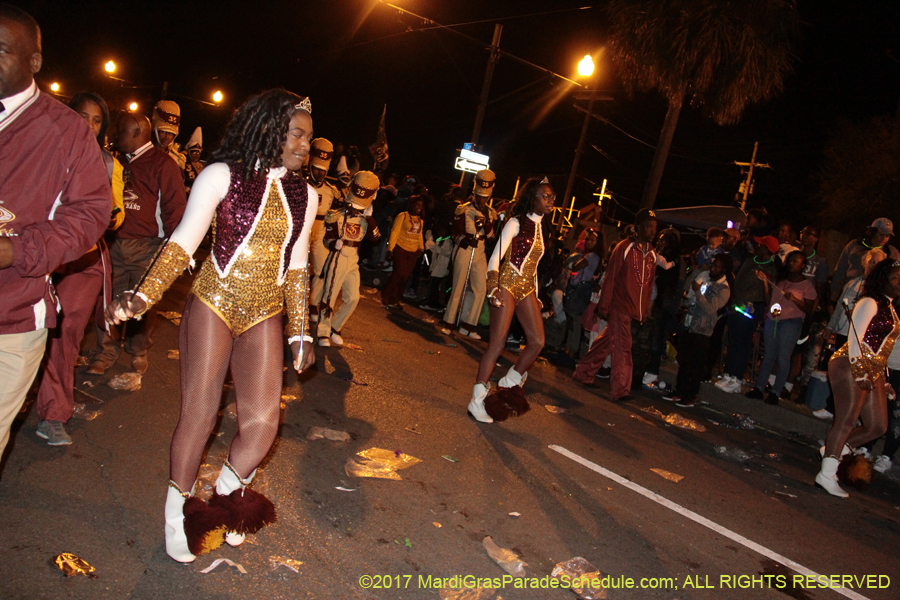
[558,55,597,233]
[104,60,116,74]
[213,90,223,103]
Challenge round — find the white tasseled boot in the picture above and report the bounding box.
[165,481,196,563]
[467,382,493,423]
[815,456,849,498]
[498,366,527,389]
[818,443,851,459]
[215,461,256,547]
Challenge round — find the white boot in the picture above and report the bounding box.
[467,382,493,423]
[215,461,256,547]
[815,457,849,498]
[165,482,196,563]
[498,366,527,389]
[818,443,851,459]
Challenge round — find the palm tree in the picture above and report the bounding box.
[606,0,801,209]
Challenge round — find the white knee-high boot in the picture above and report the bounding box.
[165,482,196,563]
[816,456,849,498]
[498,366,527,388]
[468,382,493,423]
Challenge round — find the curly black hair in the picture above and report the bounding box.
[862,258,900,300]
[508,177,551,222]
[69,92,110,146]
[210,89,309,180]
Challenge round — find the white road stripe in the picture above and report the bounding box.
[549,444,872,600]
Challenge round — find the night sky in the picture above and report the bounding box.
[14,0,900,230]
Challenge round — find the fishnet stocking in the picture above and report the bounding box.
[170,295,283,491]
[825,356,888,456]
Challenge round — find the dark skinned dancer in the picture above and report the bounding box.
[468,178,555,422]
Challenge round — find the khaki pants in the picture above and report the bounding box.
[443,243,486,328]
[309,231,330,309]
[317,247,360,337]
[0,329,49,459]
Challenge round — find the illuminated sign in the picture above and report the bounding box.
[454,147,490,173]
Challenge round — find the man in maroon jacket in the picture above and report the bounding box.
[87,113,187,375]
[0,4,109,459]
[574,209,659,401]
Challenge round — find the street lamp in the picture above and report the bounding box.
[105,60,116,74]
[50,82,60,92]
[128,102,138,112]
[212,90,223,103]
[578,54,594,77]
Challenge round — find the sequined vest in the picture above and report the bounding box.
[499,217,544,301]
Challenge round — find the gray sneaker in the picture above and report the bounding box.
[36,420,73,446]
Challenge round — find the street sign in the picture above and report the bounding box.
[454,148,490,173]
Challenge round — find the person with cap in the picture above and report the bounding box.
[715,235,782,393]
[306,137,340,323]
[152,99,186,170]
[831,218,900,303]
[573,209,659,402]
[182,126,205,193]
[315,170,382,347]
[442,169,498,339]
[467,178,555,423]
[86,112,187,375]
[0,3,110,463]
[107,89,318,562]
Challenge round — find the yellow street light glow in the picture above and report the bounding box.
[213,90,223,103]
[128,102,138,112]
[578,54,594,77]
[105,60,116,73]
[50,82,60,92]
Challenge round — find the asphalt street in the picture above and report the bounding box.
[1,272,898,600]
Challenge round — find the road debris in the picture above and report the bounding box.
[433,522,442,528]
[306,426,351,442]
[382,338,402,343]
[54,553,97,577]
[440,587,495,600]
[107,372,141,391]
[482,536,527,577]
[200,558,247,574]
[335,487,357,492]
[442,455,459,463]
[268,556,303,573]
[544,405,567,414]
[345,448,422,480]
[663,413,707,432]
[344,343,364,351]
[774,491,798,498]
[714,446,752,462]
[651,468,684,483]
[551,557,606,599]
[72,404,101,420]
[508,512,521,517]
[405,427,422,435]
[167,349,179,359]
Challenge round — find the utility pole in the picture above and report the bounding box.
[460,24,502,186]
[734,141,771,210]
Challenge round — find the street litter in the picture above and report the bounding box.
[81,380,94,388]
[393,537,413,549]
[765,453,782,460]
[200,558,247,574]
[167,349,179,359]
[335,487,357,492]
[663,413,707,432]
[607,423,615,427]
[54,553,97,578]
[339,376,369,386]
[641,406,665,418]
[774,491,797,498]
[439,342,458,348]
[158,311,182,325]
[345,448,422,480]
[440,587,495,600]
[344,343,364,351]
[268,556,303,573]
[222,402,237,419]
[405,427,422,434]
[72,403,102,420]
[423,350,441,354]
[107,372,141,391]
[714,446,752,462]
[281,394,297,402]
[482,536,527,577]
[306,426,351,442]
[508,512,521,517]
[442,455,459,463]
[382,338,402,343]
[75,355,89,367]
[630,414,654,426]
[651,468,684,483]
[551,557,606,599]
[545,405,567,414]
[433,522,442,528]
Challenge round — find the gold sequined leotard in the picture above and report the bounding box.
[497,218,544,302]
[191,182,289,336]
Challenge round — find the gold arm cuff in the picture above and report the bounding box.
[137,242,191,310]
[284,266,311,340]
[486,270,499,297]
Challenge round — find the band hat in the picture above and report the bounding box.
[871,217,894,236]
[309,138,334,170]
[347,171,379,210]
[474,169,496,197]
[185,127,202,151]
[634,208,657,225]
[152,100,181,135]
[753,235,780,254]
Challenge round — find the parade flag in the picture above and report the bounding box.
[368,104,389,171]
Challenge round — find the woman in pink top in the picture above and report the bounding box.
[745,250,817,404]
